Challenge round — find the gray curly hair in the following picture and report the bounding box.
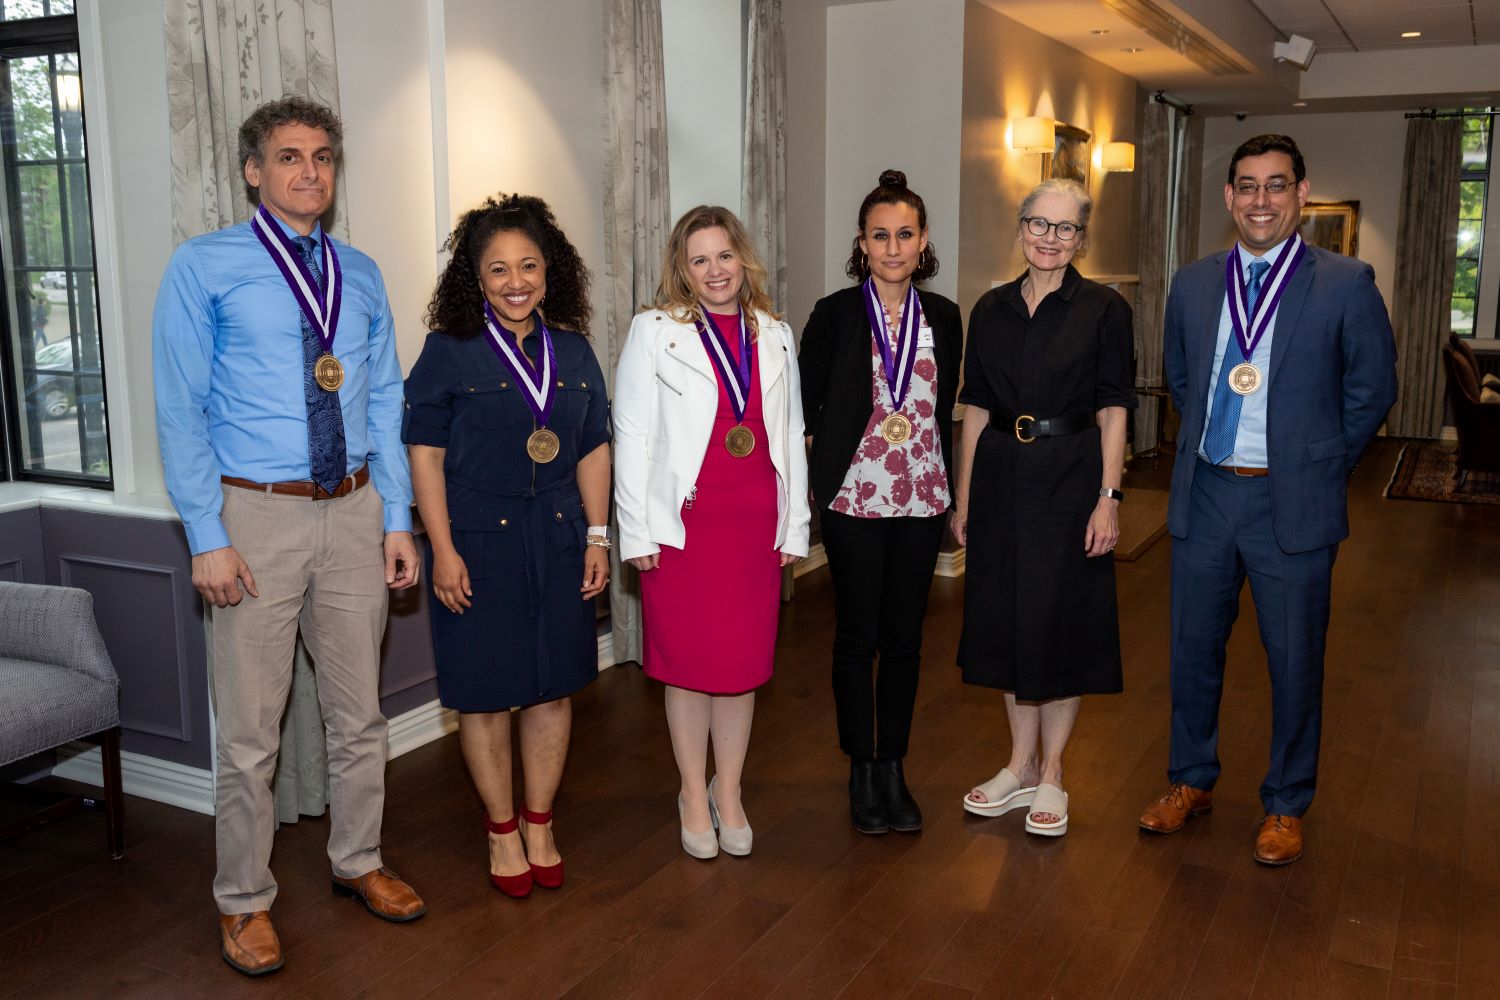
[237,94,343,171]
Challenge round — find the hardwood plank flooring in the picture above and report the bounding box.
[3,440,1498,999]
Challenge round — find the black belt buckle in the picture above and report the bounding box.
[1015,414,1038,444]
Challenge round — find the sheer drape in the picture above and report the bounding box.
[743,0,787,314]
[602,0,671,665]
[1132,99,1200,453]
[165,0,343,823]
[1388,117,1461,439]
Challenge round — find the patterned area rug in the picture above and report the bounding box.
[1384,440,1500,505]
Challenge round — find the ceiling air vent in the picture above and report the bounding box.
[1097,0,1248,76]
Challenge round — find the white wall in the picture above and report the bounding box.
[662,0,744,221]
[823,0,965,303]
[1197,113,1405,314]
[783,0,828,331]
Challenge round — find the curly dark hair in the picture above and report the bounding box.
[238,95,344,206]
[844,169,940,284]
[424,194,592,339]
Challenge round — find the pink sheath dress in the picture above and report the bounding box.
[640,312,782,694]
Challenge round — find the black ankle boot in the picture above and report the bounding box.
[876,758,922,833]
[849,760,890,835]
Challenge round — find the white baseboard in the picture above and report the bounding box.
[793,542,827,577]
[597,630,615,670]
[935,547,966,577]
[51,742,216,816]
[385,699,458,760]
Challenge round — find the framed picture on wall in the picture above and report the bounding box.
[1300,201,1360,257]
[1041,123,1091,187]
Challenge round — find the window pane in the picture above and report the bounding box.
[1458,224,1483,258]
[1460,180,1486,220]
[1454,259,1478,298]
[0,1,49,20]
[1451,297,1475,336]
[7,56,56,161]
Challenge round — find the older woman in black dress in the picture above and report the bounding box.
[404,195,610,896]
[953,178,1135,837]
[799,170,962,836]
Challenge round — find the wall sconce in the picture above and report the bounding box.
[1102,141,1135,173]
[1011,116,1055,153]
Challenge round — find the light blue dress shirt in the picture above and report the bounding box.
[1197,237,1290,468]
[153,215,413,555]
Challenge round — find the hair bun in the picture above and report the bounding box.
[879,169,907,189]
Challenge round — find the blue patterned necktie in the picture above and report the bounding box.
[1203,258,1270,465]
[294,235,347,494]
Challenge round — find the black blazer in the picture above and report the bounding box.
[798,284,963,510]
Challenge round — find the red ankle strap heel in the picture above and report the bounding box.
[518,808,564,890]
[483,816,532,898]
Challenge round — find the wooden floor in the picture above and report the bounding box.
[4,439,1499,1000]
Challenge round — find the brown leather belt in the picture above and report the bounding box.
[1223,466,1268,477]
[221,465,370,499]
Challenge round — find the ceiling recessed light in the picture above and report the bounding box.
[1401,30,1422,38]
[1293,101,1308,107]
[1090,29,1111,35]
[1121,46,1143,53]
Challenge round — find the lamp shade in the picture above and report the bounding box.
[1102,141,1135,172]
[1012,116,1055,153]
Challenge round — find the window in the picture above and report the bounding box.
[1453,110,1491,339]
[0,0,110,484]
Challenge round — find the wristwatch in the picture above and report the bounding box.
[1099,487,1125,502]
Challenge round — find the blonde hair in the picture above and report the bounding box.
[1017,178,1093,256]
[653,205,780,335]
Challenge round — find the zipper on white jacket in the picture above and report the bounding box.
[656,373,683,396]
[685,484,697,509]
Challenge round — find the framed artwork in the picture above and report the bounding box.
[1300,201,1360,257]
[1041,123,1091,187]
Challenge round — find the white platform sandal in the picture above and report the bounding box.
[963,767,1038,817]
[1024,783,1069,837]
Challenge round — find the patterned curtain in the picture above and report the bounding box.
[743,0,787,314]
[164,0,342,823]
[1132,99,1200,455]
[164,0,346,243]
[602,0,671,665]
[1388,117,1462,439]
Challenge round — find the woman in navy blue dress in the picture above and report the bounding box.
[403,195,610,898]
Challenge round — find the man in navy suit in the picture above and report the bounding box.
[1137,134,1398,864]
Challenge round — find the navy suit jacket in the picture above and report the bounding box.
[1164,245,1398,554]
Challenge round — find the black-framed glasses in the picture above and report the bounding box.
[1022,216,1083,242]
[1233,179,1293,197]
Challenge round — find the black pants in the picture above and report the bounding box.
[821,509,947,762]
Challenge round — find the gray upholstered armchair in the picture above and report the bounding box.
[0,581,124,857]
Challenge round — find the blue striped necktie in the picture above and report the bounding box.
[1203,258,1269,465]
[294,235,347,494]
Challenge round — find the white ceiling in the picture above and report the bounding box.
[1247,0,1496,53]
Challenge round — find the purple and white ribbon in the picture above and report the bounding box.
[482,303,557,426]
[862,278,922,413]
[694,307,752,423]
[251,204,343,354]
[1225,232,1305,362]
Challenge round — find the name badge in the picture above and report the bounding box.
[917,327,935,350]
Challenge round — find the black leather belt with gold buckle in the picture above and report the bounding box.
[991,410,1095,444]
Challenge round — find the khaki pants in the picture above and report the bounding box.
[210,481,389,914]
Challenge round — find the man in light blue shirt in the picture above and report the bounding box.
[153,96,425,977]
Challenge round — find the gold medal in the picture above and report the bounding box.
[1228,361,1262,396]
[725,424,755,458]
[526,428,560,463]
[314,352,344,392]
[881,413,912,444]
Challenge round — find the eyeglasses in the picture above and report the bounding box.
[1232,179,1293,197]
[1022,216,1083,242]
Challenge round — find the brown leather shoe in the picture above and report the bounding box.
[331,866,427,922]
[1253,814,1303,865]
[1138,782,1214,833]
[219,911,282,976]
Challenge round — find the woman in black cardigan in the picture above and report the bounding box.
[798,170,963,835]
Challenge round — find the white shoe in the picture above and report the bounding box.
[679,793,719,859]
[708,776,752,856]
[1024,783,1069,837]
[963,767,1038,818]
